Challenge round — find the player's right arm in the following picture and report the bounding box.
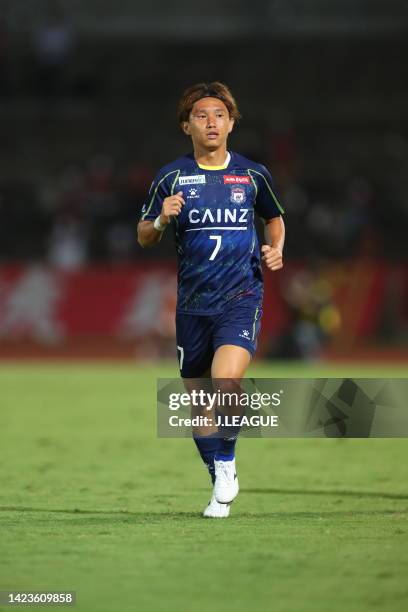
[137,191,185,248]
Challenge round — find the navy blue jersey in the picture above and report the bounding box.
[139,151,284,315]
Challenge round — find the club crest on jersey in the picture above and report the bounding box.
[230,186,246,204]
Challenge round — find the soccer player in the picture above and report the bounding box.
[138,82,285,518]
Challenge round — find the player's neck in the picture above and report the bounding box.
[194,146,229,169]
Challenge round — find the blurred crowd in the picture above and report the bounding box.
[0,10,83,99]
[0,151,404,267]
[0,4,407,359]
[0,155,153,266]
[0,10,407,266]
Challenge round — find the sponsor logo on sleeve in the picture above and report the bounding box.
[179,175,206,185]
[223,175,251,184]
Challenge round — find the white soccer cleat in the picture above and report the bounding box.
[214,458,239,504]
[203,495,230,518]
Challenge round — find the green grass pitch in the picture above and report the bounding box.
[0,361,407,612]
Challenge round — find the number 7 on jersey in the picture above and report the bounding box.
[209,235,222,260]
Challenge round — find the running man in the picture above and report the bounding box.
[138,82,285,517]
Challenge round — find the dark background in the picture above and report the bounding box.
[0,0,407,358]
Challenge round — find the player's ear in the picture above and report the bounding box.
[228,118,235,134]
[181,121,191,136]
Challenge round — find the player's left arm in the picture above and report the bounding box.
[262,216,285,271]
[252,164,285,272]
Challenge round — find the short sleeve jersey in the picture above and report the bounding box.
[139,151,284,315]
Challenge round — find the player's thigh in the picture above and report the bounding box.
[175,313,214,378]
[211,299,262,379]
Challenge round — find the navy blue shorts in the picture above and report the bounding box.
[176,297,263,378]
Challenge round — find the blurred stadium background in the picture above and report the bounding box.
[1,0,407,364]
[1,4,408,612]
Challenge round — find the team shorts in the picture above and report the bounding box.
[175,297,263,378]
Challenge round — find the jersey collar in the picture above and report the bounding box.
[196,151,231,171]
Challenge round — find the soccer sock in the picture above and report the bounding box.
[193,433,220,484]
[215,409,242,461]
[215,435,238,461]
[215,438,237,461]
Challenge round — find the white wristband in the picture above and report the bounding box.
[153,215,167,232]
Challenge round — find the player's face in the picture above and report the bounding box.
[182,98,234,150]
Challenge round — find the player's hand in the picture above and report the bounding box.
[160,192,185,225]
[261,245,283,271]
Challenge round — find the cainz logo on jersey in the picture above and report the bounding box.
[188,208,249,225]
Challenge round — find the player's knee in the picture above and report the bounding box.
[183,373,212,395]
[212,377,242,394]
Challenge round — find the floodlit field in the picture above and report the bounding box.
[1,361,407,612]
